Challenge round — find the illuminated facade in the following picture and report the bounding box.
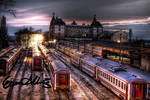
[49,13,103,40]
[15,32,43,48]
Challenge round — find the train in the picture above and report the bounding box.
[38,44,71,90]
[0,46,23,75]
[32,47,43,71]
[56,44,150,100]
[50,59,71,90]
[0,46,15,57]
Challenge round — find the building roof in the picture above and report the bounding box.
[91,14,103,27]
[66,24,91,28]
[50,13,65,26]
[50,13,103,27]
[54,17,65,25]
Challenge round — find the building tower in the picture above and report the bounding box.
[91,14,103,39]
[49,12,55,40]
[49,13,65,40]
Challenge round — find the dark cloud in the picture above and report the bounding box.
[3,0,150,37]
[12,0,150,21]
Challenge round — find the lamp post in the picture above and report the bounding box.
[82,34,86,53]
[78,38,81,51]
[53,39,56,48]
[117,33,122,64]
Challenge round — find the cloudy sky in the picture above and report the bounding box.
[1,0,150,36]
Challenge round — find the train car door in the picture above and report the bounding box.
[33,57,42,70]
[0,59,6,74]
[132,83,147,99]
[148,83,150,99]
[59,73,68,85]
[94,66,98,80]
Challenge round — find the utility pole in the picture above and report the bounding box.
[82,34,86,53]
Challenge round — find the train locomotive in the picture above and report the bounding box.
[0,46,23,75]
[56,44,150,100]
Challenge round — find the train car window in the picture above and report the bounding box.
[108,75,110,81]
[124,84,126,90]
[103,72,104,78]
[102,72,104,77]
[59,73,68,85]
[111,77,112,82]
[100,71,102,76]
[148,84,150,98]
[118,81,120,87]
[116,79,118,86]
[104,73,106,78]
[113,78,115,84]
[121,82,123,89]
[103,72,105,77]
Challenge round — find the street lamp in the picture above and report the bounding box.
[82,34,86,53]
[117,33,122,64]
[53,39,57,48]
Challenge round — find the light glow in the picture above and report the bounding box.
[30,34,44,48]
[117,40,121,43]
[53,39,56,43]
[34,34,44,42]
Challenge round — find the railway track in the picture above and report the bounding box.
[6,50,27,100]
[42,52,76,100]
[0,46,14,57]
[29,68,34,100]
[17,50,33,100]
[52,49,119,100]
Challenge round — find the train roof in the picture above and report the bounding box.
[51,60,69,72]
[0,56,10,62]
[81,56,99,65]
[81,55,150,83]
[95,56,150,83]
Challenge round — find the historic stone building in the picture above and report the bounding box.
[49,13,103,40]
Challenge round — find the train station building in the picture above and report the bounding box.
[49,13,131,43]
[49,13,103,40]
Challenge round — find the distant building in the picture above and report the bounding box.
[49,13,103,40]
[15,28,43,48]
[15,31,31,48]
[0,16,9,49]
[49,13,131,42]
[100,29,131,43]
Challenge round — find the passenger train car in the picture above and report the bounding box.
[57,44,150,100]
[49,59,71,90]
[0,46,23,75]
[38,44,71,90]
[0,46,14,57]
[32,47,43,71]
